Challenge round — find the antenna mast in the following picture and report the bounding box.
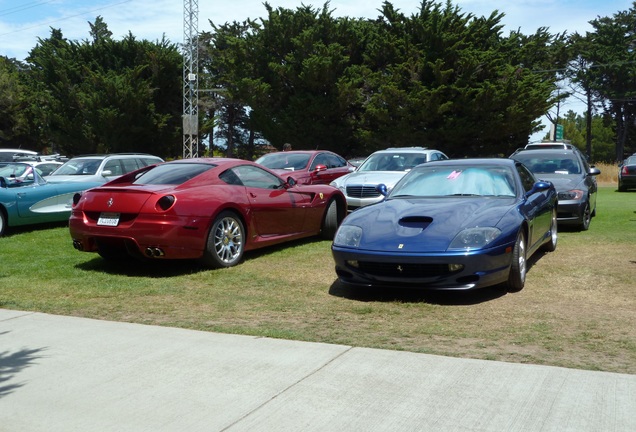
[183,0,199,158]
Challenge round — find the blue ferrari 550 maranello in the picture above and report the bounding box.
[0,162,102,236]
[331,158,558,292]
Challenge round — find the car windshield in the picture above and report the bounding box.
[525,144,570,150]
[391,165,517,197]
[625,156,636,165]
[357,153,427,172]
[514,154,581,175]
[52,158,102,176]
[132,163,215,185]
[0,162,30,178]
[255,153,311,171]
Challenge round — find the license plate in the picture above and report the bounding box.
[97,212,120,226]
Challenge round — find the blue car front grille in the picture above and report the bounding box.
[357,261,451,278]
[346,185,381,198]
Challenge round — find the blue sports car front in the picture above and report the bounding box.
[331,159,557,291]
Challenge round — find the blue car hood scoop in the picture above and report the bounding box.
[348,197,513,252]
[397,216,433,234]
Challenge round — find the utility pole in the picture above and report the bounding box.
[183,0,199,158]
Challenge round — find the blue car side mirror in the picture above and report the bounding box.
[526,181,552,197]
[376,183,388,196]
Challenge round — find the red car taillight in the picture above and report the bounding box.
[72,192,82,207]
[622,165,629,175]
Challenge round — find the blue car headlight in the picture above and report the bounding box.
[334,225,363,247]
[449,227,501,250]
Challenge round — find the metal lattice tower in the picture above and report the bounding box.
[182,0,199,158]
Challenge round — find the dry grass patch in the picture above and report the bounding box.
[1,187,635,374]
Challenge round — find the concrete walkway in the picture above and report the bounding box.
[1,309,634,431]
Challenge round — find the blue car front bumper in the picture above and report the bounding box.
[332,242,515,290]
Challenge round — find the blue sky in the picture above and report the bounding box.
[1,0,633,63]
[1,0,633,139]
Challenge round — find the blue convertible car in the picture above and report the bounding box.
[332,158,558,292]
[0,162,102,236]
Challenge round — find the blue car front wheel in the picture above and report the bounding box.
[507,230,526,292]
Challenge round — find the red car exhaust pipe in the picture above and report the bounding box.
[145,247,165,257]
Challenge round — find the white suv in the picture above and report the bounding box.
[330,147,449,211]
[45,153,163,183]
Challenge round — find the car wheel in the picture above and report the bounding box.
[321,199,340,240]
[578,201,591,231]
[618,181,626,192]
[507,230,527,292]
[200,211,245,268]
[541,208,558,252]
[0,209,6,237]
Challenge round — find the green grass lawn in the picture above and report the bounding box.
[1,186,635,373]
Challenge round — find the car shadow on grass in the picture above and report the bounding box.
[328,252,546,306]
[76,257,209,278]
[75,237,330,278]
[4,221,68,237]
[328,281,507,305]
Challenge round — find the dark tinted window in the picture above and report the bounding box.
[232,165,283,189]
[133,163,214,185]
[121,158,141,174]
[104,159,124,176]
[516,163,536,193]
[325,153,347,168]
[311,153,330,170]
[219,169,243,185]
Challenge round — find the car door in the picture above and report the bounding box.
[14,180,66,223]
[516,164,552,250]
[309,152,353,185]
[231,165,308,235]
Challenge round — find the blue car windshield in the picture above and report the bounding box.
[133,163,215,185]
[391,166,517,197]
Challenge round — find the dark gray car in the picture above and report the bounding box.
[511,148,600,231]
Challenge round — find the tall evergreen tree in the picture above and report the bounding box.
[25,19,182,158]
[570,5,636,160]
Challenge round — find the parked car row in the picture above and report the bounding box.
[0,143,609,294]
[0,153,164,237]
[0,162,104,237]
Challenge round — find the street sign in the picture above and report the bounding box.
[556,124,564,140]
